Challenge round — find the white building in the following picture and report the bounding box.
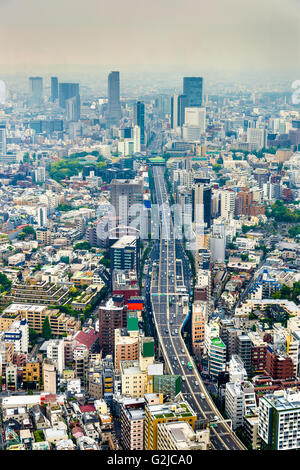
[37,206,48,227]
[258,389,300,450]
[47,340,65,374]
[228,355,248,383]
[2,318,29,353]
[225,381,257,430]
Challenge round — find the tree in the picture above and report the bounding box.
[29,329,39,344]
[74,241,91,251]
[42,316,52,340]
[0,272,12,293]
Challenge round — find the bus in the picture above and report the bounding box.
[187,362,192,370]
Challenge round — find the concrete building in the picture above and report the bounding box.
[46,340,65,375]
[258,389,300,450]
[225,381,257,430]
[144,401,197,450]
[157,421,210,450]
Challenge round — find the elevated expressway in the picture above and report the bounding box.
[149,165,246,451]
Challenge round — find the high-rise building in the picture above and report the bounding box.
[192,183,212,228]
[34,167,46,183]
[29,77,43,105]
[171,94,187,128]
[133,101,145,145]
[237,335,252,376]
[191,302,206,360]
[183,77,203,107]
[110,236,140,275]
[66,95,80,122]
[43,359,58,395]
[258,389,300,450]
[51,77,58,102]
[133,125,141,153]
[0,123,7,155]
[107,71,121,126]
[58,83,80,120]
[225,381,257,430]
[110,178,144,225]
[46,339,65,374]
[98,296,127,356]
[207,337,227,377]
[37,206,48,228]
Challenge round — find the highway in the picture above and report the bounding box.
[148,164,246,450]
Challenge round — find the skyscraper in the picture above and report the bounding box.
[58,83,80,121]
[133,101,145,145]
[107,71,121,126]
[51,77,58,102]
[192,183,212,228]
[171,94,187,129]
[29,77,43,105]
[183,77,203,108]
[0,123,7,155]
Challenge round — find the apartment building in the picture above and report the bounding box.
[0,304,80,336]
[258,389,300,450]
[144,401,197,450]
[157,421,210,450]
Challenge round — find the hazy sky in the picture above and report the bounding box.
[0,0,299,74]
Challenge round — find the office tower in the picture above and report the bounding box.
[107,71,121,126]
[183,107,206,139]
[37,206,48,227]
[171,94,187,128]
[207,337,227,377]
[0,123,7,155]
[58,83,80,119]
[110,178,144,225]
[183,77,203,107]
[247,127,266,150]
[133,101,145,145]
[29,77,43,105]
[192,183,212,228]
[66,95,80,122]
[133,125,141,153]
[110,236,140,275]
[51,77,58,102]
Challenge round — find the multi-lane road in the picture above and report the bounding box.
[148,165,246,450]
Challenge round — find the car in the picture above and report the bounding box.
[181,349,185,354]
[181,361,185,365]
[200,393,205,399]
[182,376,186,381]
[194,381,198,386]
[213,415,219,421]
